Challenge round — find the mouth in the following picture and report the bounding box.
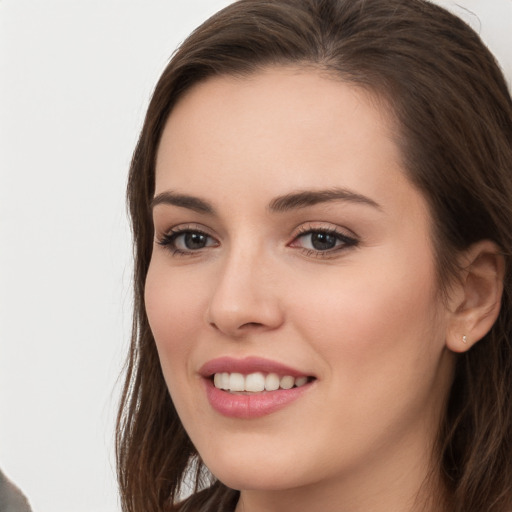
[199,357,316,418]
[211,372,314,393]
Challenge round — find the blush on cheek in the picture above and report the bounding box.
[145,269,204,370]
[297,267,437,364]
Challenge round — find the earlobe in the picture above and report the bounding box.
[445,240,505,354]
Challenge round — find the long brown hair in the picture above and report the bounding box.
[117,1,512,510]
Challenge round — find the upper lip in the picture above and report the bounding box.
[199,356,313,378]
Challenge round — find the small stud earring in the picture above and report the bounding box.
[462,335,468,344]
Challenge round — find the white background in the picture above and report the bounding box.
[0,1,510,511]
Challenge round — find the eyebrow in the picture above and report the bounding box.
[268,188,382,212]
[150,187,381,215]
[151,191,215,214]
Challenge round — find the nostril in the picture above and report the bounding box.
[208,320,264,332]
[240,322,264,329]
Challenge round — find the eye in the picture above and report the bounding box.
[290,227,358,255]
[301,231,339,251]
[157,227,219,255]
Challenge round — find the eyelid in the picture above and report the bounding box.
[288,222,359,256]
[155,222,216,239]
[155,223,220,255]
[154,221,359,258]
[292,222,357,239]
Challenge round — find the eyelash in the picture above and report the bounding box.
[157,225,218,256]
[290,225,359,258]
[156,225,359,258]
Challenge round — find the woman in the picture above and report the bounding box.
[116,0,512,511]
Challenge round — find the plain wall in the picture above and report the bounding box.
[0,1,511,511]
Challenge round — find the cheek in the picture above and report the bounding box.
[144,262,205,371]
[282,255,449,456]
[288,251,444,378]
[144,262,213,428]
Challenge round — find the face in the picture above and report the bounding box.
[146,68,455,501]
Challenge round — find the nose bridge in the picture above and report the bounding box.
[206,236,283,336]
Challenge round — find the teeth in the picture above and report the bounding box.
[295,376,308,387]
[246,372,266,392]
[280,376,295,390]
[229,373,245,391]
[212,372,310,392]
[265,373,280,391]
[214,372,230,390]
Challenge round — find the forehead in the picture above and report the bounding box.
[155,67,415,213]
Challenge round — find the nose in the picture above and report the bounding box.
[205,246,284,338]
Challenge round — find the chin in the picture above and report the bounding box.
[211,467,300,492]
[201,448,316,492]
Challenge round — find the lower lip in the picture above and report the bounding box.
[203,379,312,419]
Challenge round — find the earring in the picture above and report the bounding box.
[462,335,468,344]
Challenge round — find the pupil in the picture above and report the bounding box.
[311,232,336,250]
[185,232,207,249]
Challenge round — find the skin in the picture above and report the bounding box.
[145,68,458,512]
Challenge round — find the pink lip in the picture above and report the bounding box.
[199,357,315,419]
[199,356,310,378]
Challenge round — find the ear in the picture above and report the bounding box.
[445,240,505,353]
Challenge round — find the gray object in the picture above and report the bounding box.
[0,469,32,512]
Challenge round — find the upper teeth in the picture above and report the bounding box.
[213,372,308,392]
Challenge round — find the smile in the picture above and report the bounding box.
[200,357,316,418]
[213,372,310,393]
